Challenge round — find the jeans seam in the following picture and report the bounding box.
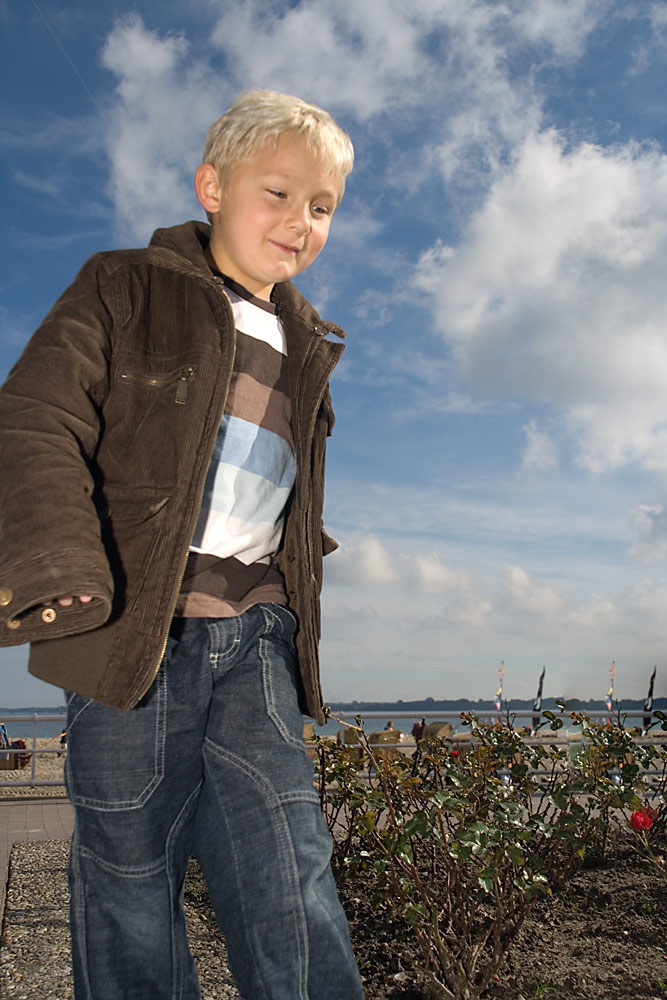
[167,779,203,1000]
[78,844,166,878]
[206,616,242,670]
[202,738,309,999]
[258,612,305,753]
[67,694,92,729]
[70,833,94,1000]
[203,738,282,808]
[275,789,320,805]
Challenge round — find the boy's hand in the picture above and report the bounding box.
[53,595,93,607]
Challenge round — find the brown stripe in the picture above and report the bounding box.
[233,331,289,393]
[177,552,287,614]
[225,373,294,447]
[175,587,288,618]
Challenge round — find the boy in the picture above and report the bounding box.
[0,90,364,999]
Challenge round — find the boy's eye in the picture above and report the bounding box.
[312,205,331,216]
[268,188,286,199]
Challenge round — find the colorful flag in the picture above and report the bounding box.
[605,661,615,712]
[495,661,504,712]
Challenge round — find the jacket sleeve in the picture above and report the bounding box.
[0,255,115,645]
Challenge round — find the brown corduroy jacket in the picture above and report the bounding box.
[0,221,344,725]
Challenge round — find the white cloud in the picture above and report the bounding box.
[413,554,471,594]
[570,595,616,628]
[512,0,609,61]
[650,3,667,31]
[446,593,494,629]
[521,420,560,472]
[209,0,443,119]
[629,503,667,561]
[416,129,667,473]
[101,16,222,240]
[327,536,475,594]
[326,536,399,586]
[627,580,667,619]
[505,565,564,616]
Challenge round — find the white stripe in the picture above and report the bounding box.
[231,298,286,355]
[190,511,284,565]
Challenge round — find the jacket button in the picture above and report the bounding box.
[41,608,57,624]
[0,587,13,606]
[6,618,20,630]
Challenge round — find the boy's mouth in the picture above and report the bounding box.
[270,239,300,255]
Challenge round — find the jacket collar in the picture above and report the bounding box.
[148,220,345,341]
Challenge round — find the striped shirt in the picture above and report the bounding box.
[176,275,295,617]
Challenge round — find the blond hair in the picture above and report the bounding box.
[203,89,354,203]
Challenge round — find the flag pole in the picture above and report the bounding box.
[643,665,656,734]
[495,660,504,723]
[532,665,546,732]
[605,661,615,721]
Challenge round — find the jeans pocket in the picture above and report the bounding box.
[65,672,167,811]
[259,606,306,753]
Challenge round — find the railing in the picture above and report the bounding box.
[0,713,67,788]
[328,708,662,739]
[1,708,663,789]
[327,708,658,727]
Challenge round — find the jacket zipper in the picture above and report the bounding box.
[131,288,236,705]
[119,365,196,405]
[301,338,342,718]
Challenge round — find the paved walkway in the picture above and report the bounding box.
[0,797,74,922]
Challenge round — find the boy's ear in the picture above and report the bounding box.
[194,163,222,215]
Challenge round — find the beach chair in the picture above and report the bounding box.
[367,729,404,762]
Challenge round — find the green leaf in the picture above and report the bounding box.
[506,845,525,865]
[478,872,496,892]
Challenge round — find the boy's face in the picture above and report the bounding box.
[197,131,341,301]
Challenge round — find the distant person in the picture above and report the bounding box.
[384,720,394,731]
[412,717,427,759]
[412,717,426,741]
[0,90,362,1000]
[58,730,67,756]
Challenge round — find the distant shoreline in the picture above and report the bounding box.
[1,697,665,714]
[326,698,666,714]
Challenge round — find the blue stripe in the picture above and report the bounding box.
[196,414,296,533]
[207,415,295,487]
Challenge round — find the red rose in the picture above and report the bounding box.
[630,810,654,831]
[450,749,460,758]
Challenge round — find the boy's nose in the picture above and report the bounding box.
[287,204,311,235]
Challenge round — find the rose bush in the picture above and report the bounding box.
[314,710,667,999]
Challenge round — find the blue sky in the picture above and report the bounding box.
[2,0,667,708]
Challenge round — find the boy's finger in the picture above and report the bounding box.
[52,595,92,607]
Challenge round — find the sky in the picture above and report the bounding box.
[2,0,667,709]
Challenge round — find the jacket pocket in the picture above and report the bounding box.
[118,364,197,405]
[97,487,172,621]
[100,359,200,490]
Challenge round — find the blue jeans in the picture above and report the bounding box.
[65,604,364,1000]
